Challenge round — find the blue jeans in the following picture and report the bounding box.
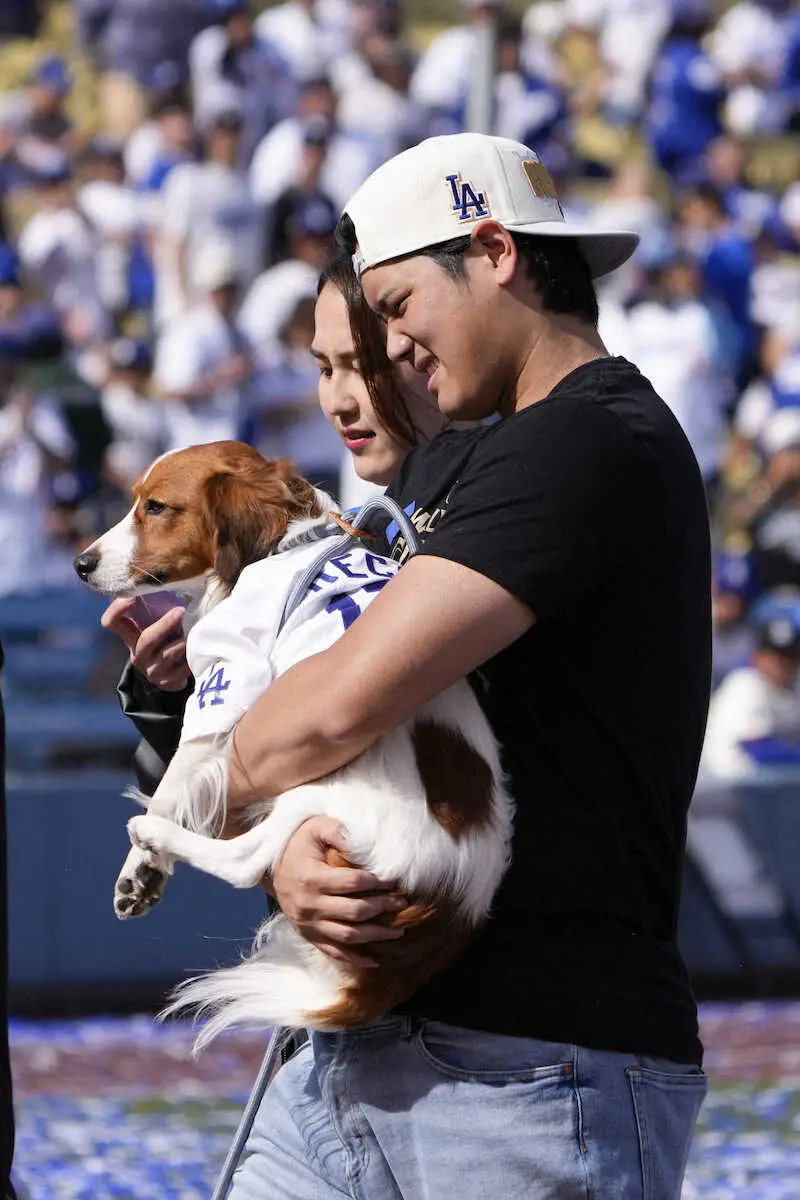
[228,1017,707,1199]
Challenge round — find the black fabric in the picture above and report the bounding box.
[382,424,489,563]
[117,662,192,796]
[0,647,16,1199]
[387,357,711,1065]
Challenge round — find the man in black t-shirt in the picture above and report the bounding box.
[106,133,709,1195]
[217,133,712,1198]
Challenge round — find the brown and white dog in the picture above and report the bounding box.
[75,441,513,1044]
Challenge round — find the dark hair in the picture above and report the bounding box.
[317,251,418,447]
[422,233,599,325]
[335,213,599,325]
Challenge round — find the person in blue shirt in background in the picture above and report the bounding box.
[646,4,725,186]
[677,181,757,386]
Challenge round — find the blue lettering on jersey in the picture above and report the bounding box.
[446,173,489,223]
[309,550,397,592]
[307,566,338,593]
[197,667,232,709]
[325,579,390,631]
[329,551,367,580]
[363,552,396,578]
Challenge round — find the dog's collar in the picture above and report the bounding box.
[278,496,420,633]
[277,516,343,555]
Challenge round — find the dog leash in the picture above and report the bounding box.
[279,494,420,631]
[209,1024,297,1200]
[209,494,419,1198]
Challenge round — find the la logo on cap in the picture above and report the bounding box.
[445,172,490,223]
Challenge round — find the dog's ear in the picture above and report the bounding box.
[273,458,323,520]
[206,472,285,592]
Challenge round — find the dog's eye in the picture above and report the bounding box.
[144,499,166,515]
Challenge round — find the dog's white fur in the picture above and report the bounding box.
[80,446,514,1045]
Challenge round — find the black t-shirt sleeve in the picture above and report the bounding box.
[418,397,651,619]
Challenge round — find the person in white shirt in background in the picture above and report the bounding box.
[585,160,668,307]
[701,593,800,781]
[153,241,255,450]
[613,238,735,500]
[17,155,109,379]
[239,191,335,353]
[250,291,344,499]
[410,0,506,125]
[492,13,565,150]
[242,194,342,493]
[562,0,672,126]
[123,85,196,191]
[74,137,141,323]
[189,0,297,167]
[707,0,797,136]
[99,338,167,493]
[248,75,382,213]
[153,109,260,330]
[259,115,338,267]
[0,355,76,596]
[335,36,421,161]
[254,0,352,84]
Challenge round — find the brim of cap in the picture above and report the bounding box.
[503,221,640,279]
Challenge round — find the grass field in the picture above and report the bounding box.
[9,1000,800,1198]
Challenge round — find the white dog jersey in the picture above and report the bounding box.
[181,537,398,744]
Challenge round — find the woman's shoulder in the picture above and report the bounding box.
[389,424,490,501]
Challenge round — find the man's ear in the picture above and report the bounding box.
[471,220,518,285]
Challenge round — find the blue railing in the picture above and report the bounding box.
[1,589,262,1007]
[4,589,800,1004]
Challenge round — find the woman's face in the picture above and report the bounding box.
[313,281,443,486]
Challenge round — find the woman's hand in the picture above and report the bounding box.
[102,597,190,691]
[271,816,408,968]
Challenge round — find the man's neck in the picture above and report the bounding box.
[506,315,609,417]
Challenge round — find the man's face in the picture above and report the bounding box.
[360,250,509,421]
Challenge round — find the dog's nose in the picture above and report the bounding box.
[73,549,101,581]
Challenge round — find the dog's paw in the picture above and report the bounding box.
[114,839,172,920]
[128,813,180,859]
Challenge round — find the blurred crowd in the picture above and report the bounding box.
[0,0,799,770]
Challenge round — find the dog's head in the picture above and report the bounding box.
[74,442,328,603]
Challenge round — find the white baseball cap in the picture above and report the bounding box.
[344,133,639,279]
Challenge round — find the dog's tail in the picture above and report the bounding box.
[160,913,344,1052]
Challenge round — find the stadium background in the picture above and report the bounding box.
[0,0,800,1194]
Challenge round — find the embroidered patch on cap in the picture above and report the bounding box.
[445,172,490,223]
[522,160,558,201]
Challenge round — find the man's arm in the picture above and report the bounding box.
[229,553,532,963]
[228,553,534,806]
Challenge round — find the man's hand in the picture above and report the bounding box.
[272,816,408,969]
[102,597,190,691]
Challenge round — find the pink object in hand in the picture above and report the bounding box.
[128,591,186,632]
